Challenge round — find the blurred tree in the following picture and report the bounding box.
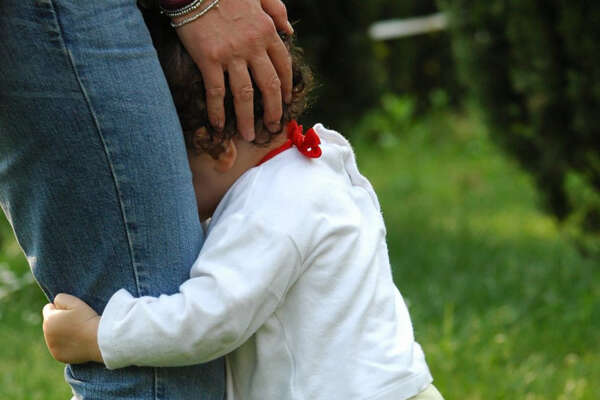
[439,0,600,248]
[280,0,460,129]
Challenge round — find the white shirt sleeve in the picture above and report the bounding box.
[98,213,302,369]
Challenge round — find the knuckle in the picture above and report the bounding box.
[235,85,254,102]
[258,15,277,36]
[204,45,224,62]
[206,86,226,100]
[246,29,261,43]
[266,75,281,93]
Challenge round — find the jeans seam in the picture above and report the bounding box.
[47,0,142,297]
[154,368,159,400]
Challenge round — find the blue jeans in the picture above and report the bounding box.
[0,0,224,398]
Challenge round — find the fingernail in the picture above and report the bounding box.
[287,22,294,34]
[245,129,256,141]
[268,122,281,133]
[285,92,292,104]
[214,120,224,131]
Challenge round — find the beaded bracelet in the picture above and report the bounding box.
[170,0,220,28]
[160,0,204,18]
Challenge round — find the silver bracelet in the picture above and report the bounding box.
[170,0,220,28]
[161,0,204,18]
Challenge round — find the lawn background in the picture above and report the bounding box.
[0,100,598,399]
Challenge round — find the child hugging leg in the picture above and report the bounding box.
[43,11,444,400]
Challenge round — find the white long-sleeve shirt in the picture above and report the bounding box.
[98,124,433,400]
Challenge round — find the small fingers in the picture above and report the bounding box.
[228,60,255,141]
[54,293,81,310]
[42,303,56,320]
[250,54,283,133]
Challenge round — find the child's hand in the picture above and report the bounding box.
[42,293,103,364]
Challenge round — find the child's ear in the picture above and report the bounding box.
[192,127,237,173]
[214,139,237,173]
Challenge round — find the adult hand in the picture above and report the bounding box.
[174,0,294,141]
[42,293,103,364]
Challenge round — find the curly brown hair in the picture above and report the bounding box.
[142,11,314,159]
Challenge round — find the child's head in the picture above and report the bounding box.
[143,13,313,219]
[144,13,313,159]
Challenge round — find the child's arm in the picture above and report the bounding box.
[43,214,302,368]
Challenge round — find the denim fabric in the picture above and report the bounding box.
[0,0,224,398]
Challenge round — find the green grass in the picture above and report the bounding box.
[0,227,72,399]
[353,102,600,399]
[0,101,598,399]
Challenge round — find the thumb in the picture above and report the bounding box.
[42,302,56,320]
[53,293,82,310]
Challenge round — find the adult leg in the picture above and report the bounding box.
[0,0,224,398]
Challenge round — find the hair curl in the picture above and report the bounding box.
[142,11,314,159]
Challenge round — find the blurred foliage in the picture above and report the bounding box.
[354,89,451,147]
[0,214,70,399]
[286,0,459,130]
[352,96,599,398]
[438,0,600,253]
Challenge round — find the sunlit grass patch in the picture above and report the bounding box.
[466,209,557,239]
[354,100,599,399]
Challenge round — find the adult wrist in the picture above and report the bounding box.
[168,0,220,28]
[160,0,198,14]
